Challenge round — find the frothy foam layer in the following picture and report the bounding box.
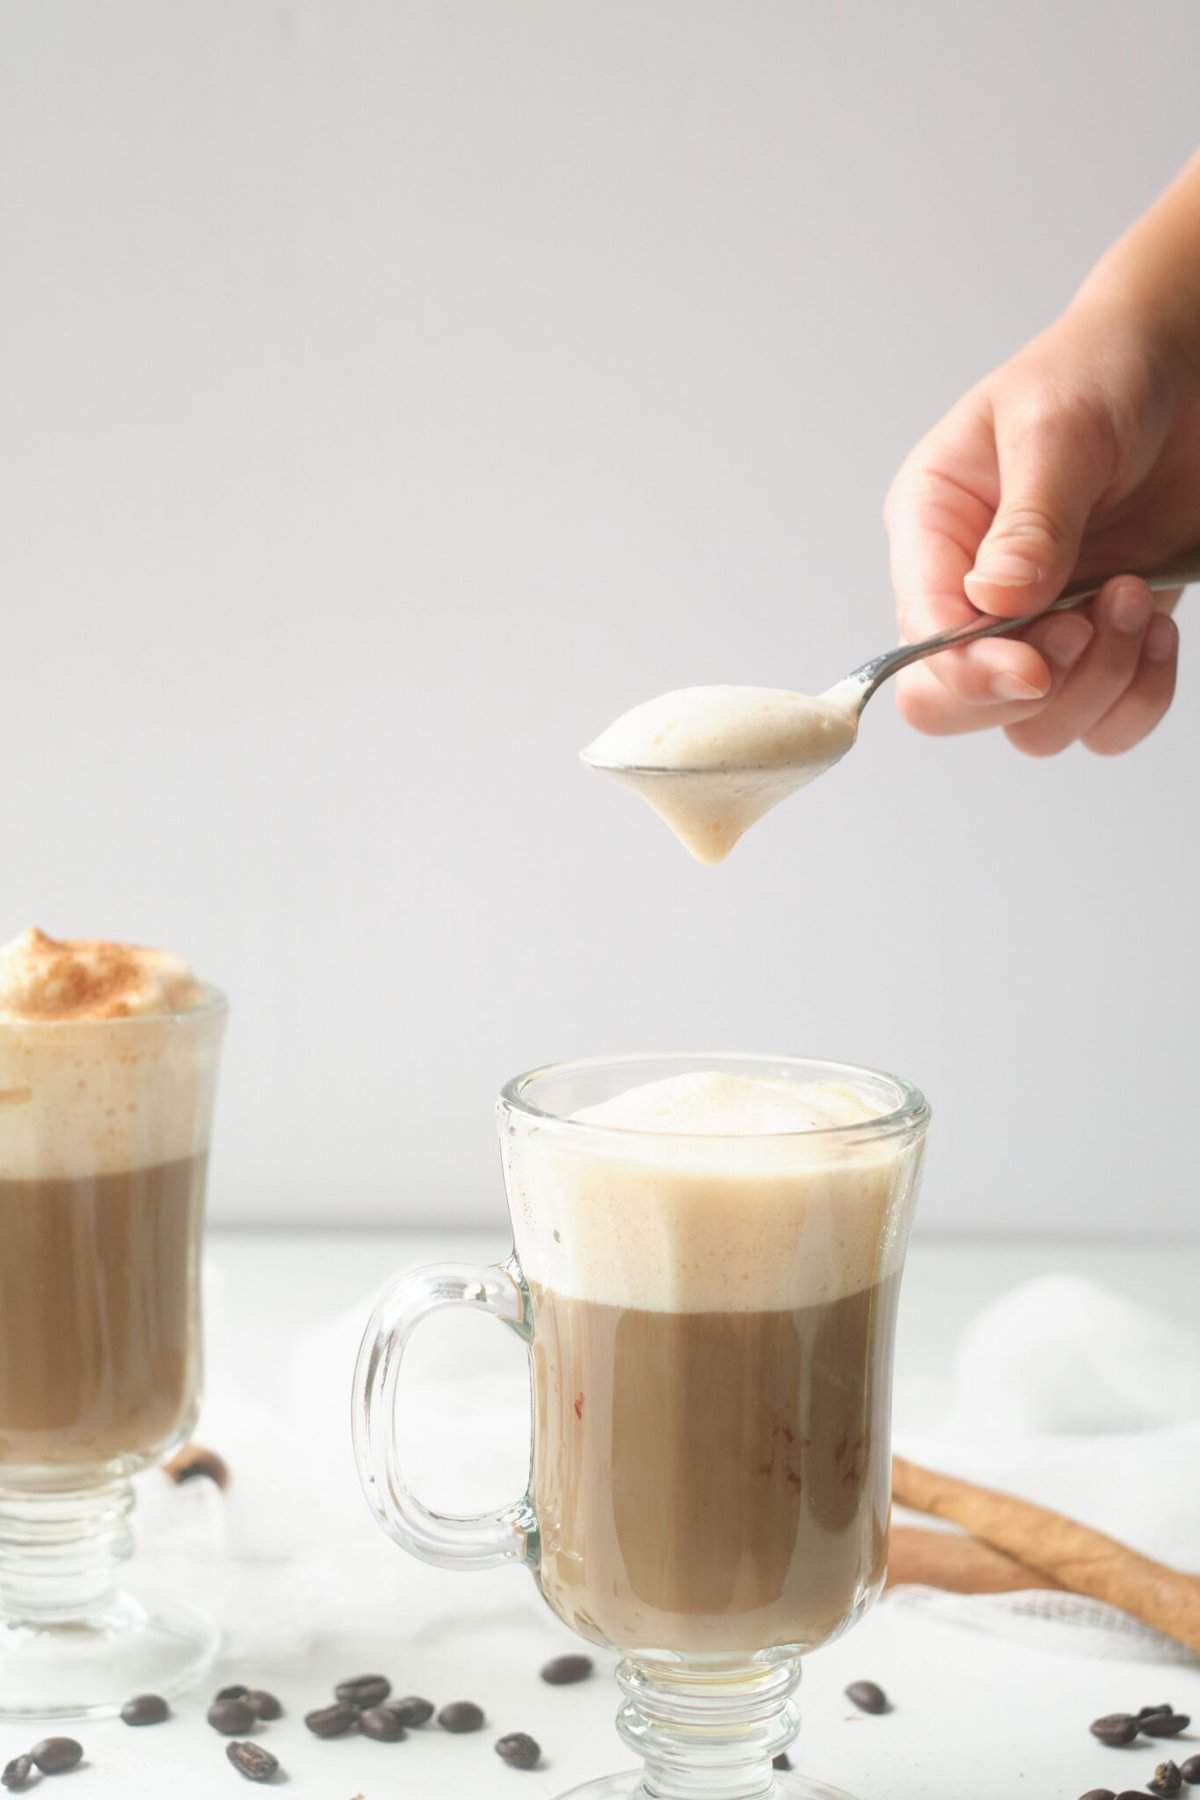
[571,1070,877,1135]
[583,685,859,864]
[0,932,223,1181]
[503,1071,923,1313]
[0,929,203,1022]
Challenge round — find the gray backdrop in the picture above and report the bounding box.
[3,0,1197,1232]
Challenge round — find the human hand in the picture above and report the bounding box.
[884,299,1198,755]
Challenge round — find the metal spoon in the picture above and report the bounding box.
[581,550,1200,863]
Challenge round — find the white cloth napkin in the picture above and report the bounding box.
[892,1272,1200,1663]
[133,1260,551,1669]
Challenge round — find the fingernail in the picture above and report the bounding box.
[1043,616,1093,669]
[1111,581,1152,634]
[965,552,1043,592]
[991,670,1050,703]
[1145,614,1177,663]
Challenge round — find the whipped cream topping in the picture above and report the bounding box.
[0,929,203,1023]
[502,1070,924,1313]
[0,931,222,1180]
[582,682,860,864]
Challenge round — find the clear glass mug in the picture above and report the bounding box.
[0,993,227,1718]
[354,1054,928,1800]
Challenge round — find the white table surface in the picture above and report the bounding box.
[16,1230,1199,1800]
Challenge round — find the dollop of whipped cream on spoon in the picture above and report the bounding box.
[581,679,862,864]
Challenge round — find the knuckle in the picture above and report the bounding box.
[882,443,929,528]
[882,462,925,531]
[885,445,992,544]
[1015,387,1109,447]
[990,501,1072,553]
[1009,387,1120,479]
[902,478,984,549]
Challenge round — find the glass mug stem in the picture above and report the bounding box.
[0,1474,134,1626]
[352,1261,539,1571]
[617,1658,801,1800]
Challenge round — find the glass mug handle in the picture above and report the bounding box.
[351,1261,537,1572]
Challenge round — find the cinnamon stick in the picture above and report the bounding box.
[893,1456,1200,1652]
[887,1524,1057,1594]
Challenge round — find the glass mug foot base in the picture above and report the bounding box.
[555,1774,861,1800]
[0,1590,220,1720]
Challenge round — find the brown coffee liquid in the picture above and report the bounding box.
[529,1275,899,1656]
[0,1155,206,1469]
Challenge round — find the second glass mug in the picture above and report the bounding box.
[354,1054,929,1800]
[0,990,227,1718]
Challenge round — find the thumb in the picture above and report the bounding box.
[964,406,1111,618]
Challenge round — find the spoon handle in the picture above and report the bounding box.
[852,545,1200,701]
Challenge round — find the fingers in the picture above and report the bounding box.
[886,408,1059,705]
[963,399,1116,619]
[886,383,1165,759]
[921,631,1052,707]
[900,576,1183,756]
[1080,610,1179,756]
[895,607,1093,737]
[886,438,989,652]
[1004,577,1164,758]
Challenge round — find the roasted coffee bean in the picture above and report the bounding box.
[1092,1715,1142,1747]
[438,1701,485,1734]
[209,1699,257,1736]
[1142,1709,1175,1721]
[359,1707,405,1742]
[845,1680,888,1715]
[541,1654,594,1686]
[1116,1793,1153,1800]
[1179,1756,1200,1785]
[1151,1764,1184,1798]
[30,1739,84,1774]
[226,1741,279,1784]
[216,1684,250,1701]
[1078,1790,1115,1800]
[244,1691,283,1721]
[304,1703,359,1739]
[121,1693,169,1726]
[1,1759,32,1792]
[773,1753,794,1772]
[388,1695,435,1727]
[335,1674,391,1709]
[1145,1719,1191,1740]
[495,1733,541,1771]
